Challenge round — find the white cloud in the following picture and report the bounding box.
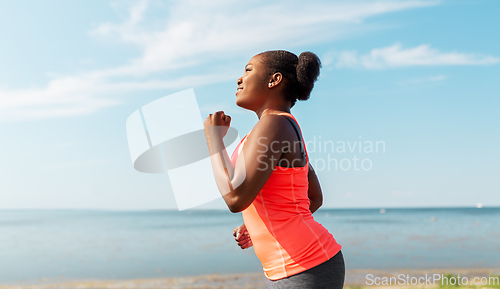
[91,1,439,76]
[0,0,439,123]
[335,43,500,69]
[397,74,447,85]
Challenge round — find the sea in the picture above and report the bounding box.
[0,207,499,284]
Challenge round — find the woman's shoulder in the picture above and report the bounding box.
[248,113,293,141]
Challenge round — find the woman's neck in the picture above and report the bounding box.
[256,106,291,120]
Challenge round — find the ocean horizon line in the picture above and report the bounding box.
[1,205,498,212]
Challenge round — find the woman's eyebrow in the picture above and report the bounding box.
[245,63,253,69]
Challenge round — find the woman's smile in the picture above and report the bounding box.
[236,86,243,95]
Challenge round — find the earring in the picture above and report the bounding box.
[268,83,273,87]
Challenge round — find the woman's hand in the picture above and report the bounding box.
[204,111,231,140]
[233,223,253,249]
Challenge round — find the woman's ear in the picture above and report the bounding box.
[268,72,283,88]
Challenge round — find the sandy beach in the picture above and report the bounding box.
[2,268,499,289]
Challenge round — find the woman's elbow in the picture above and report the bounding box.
[225,195,241,213]
[223,190,242,213]
[227,190,252,213]
[229,206,243,213]
[228,196,252,213]
[228,202,248,213]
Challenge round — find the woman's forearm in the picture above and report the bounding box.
[207,132,234,178]
[206,132,238,209]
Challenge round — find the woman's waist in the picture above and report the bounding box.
[248,219,340,267]
[252,201,312,220]
[242,207,321,235]
[247,223,337,253]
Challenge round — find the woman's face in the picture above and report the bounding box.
[235,54,270,111]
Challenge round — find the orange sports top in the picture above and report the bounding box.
[230,112,342,281]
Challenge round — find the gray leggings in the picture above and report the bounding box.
[264,251,345,289]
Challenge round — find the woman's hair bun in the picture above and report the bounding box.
[296,52,321,101]
[258,50,322,107]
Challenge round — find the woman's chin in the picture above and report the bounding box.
[235,100,252,111]
[235,98,244,108]
[235,95,258,111]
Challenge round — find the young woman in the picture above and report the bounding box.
[204,50,344,289]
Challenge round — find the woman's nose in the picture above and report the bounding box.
[237,77,242,85]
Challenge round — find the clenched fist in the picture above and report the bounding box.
[233,223,253,249]
[204,111,231,139]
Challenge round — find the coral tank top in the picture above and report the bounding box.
[230,112,342,281]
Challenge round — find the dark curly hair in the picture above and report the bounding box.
[257,50,321,107]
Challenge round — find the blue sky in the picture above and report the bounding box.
[1,0,498,210]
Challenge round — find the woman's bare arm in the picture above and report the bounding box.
[205,112,291,213]
[307,163,323,214]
